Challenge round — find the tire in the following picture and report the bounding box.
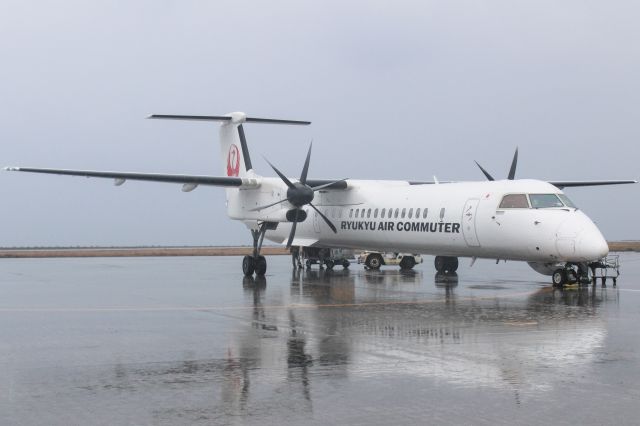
[254,255,267,276]
[399,256,416,270]
[342,260,350,269]
[552,269,565,286]
[445,257,459,272]
[366,254,383,270]
[325,259,334,270]
[242,255,255,276]
[435,256,458,273]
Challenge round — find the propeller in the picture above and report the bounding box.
[252,143,346,248]
[475,148,519,181]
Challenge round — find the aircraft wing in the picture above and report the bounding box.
[3,167,246,188]
[548,180,637,189]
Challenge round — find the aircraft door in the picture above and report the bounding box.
[462,199,481,247]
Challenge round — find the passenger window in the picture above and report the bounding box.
[401,208,406,218]
[529,194,565,209]
[349,209,353,218]
[367,208,371,218]
[423,208,428,219]
[381,208,386,218]
[499,194,529,208]
[439,208,445,220]
[355,209,359,218]
[374,208,378,218]
[408,208,413,218]
[415,208,420,218]
[394,208,399,218]
[361,208,365,217]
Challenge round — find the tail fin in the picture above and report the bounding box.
[148,112,310,178]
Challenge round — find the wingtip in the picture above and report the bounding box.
[3,166,18,171]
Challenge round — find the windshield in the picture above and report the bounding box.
[529,194,565,208]
[499,194,529,208]
[557,194,577,209]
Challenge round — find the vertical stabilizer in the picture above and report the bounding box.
[219,112,252,178]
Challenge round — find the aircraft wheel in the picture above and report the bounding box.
[325,259,334,270]
[446,257,458,272]
[254,256,267,276]
[242,255,255,276]
[552,269,565,286]
[400,256,416,270]
[435,256,458,273]
[366,253,383,270]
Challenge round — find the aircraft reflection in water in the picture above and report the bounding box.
[220,270,613,412]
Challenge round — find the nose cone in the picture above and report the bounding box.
[556,212,609,262]
[576,229,609,261]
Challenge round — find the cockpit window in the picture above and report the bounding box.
[499,194,529,208]
[557,194,577,209]
[529,194,565,208]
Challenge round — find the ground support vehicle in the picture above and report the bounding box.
[298,247,354,269]
[357,251,423,270]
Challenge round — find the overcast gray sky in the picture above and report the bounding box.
[1,0,638,247]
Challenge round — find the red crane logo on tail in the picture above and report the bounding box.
[227,144,240,177]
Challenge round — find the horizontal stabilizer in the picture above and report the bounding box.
[148,114,310,125]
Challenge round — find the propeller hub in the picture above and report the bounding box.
[287,183,314,207]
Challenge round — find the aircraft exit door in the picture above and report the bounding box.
[462,199,481,247]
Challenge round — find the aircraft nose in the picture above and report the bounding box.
[575,228,609,261]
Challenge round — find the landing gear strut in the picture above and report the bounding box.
[242,222,271,276]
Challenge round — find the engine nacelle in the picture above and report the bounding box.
[527,262,563,276]
[286,209,307,222]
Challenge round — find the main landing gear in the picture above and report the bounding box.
[242,222,275,277]
[434,256,458,274]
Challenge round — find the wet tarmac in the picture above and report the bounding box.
[1,254,640,425]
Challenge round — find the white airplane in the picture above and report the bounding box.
[5,112,637,285]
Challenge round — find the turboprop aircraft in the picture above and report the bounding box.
[4,112,637,285]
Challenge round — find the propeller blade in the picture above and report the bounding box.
[508,148,518,180]
[309,203,337,233]
[263,157,295,189]
[249,198,289,212]
[311,178,349,192]
[299,142,312,185]
[237,124,252,171]
[286,210,300,248]
[474,161,495,181]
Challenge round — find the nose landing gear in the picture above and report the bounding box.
[552,263,594,287]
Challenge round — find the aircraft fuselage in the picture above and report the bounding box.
[236,178,608,264]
